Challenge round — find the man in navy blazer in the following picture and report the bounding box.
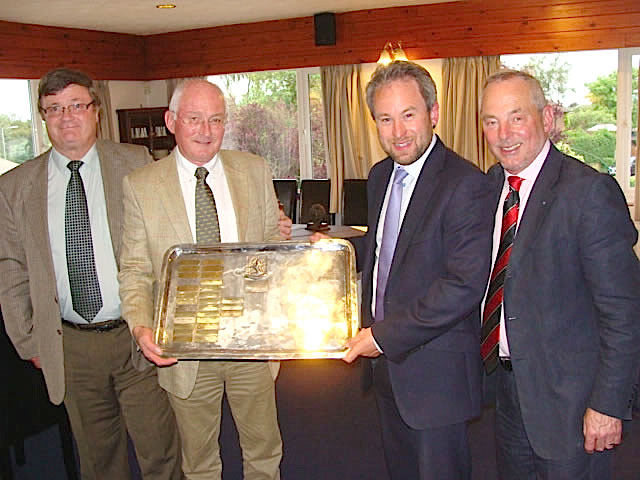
[340,61,494,479]
[480,69,640,479]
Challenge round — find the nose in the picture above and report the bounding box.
[392,120,406,139]
[197,120,212,135]
[498,122,510,139]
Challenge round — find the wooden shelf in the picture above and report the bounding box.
[117,107,175,160]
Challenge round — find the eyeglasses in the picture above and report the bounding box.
[42,101,95,117]
[176,113,225,128]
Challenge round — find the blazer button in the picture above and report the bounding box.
[56,329,62,335]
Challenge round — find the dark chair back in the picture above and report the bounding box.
[299,179,333,224]
[273,179,298,223]
[342,179,368,226]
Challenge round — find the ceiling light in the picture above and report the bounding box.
[156,4,176,9]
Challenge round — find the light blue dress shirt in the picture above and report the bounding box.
[47,145,121,324]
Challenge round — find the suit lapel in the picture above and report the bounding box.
[220,151,249,241]
[96,141,122,258]
[509,147,560,268]
[391,139,446,271]
[158,153,194,243]
[24,152,57,286]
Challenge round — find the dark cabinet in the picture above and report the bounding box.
[117,107,175,160]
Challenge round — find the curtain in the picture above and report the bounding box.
[94,80,115,141]
[166,76,208,104]
[166,78,180,103]
[321,64,385,213]
[635,63,639,222]
[441,56,501,172]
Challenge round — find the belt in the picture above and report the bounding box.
[499,357,513,371]
[62,318,126,332]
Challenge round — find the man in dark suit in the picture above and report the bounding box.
[480,69,640,479]
[0,68,182,479]
[340,61,494,479]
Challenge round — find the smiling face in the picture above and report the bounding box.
[40,83,99,160]
[372,78,439,166]
[481,77,554,174]
[165,81,226,166]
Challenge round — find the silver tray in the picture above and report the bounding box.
[153,240,359,359]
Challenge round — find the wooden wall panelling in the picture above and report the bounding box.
[0,20,144,80]
[1,0,640,81]
[145,0,640,79]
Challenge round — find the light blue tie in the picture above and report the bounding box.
[375,167,408,321]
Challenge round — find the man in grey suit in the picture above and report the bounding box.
[118,79,286,479]
[0,68,182,480]
[480,69,640,479]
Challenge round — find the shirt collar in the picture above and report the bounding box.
[507,139,550,184]
[50,142,99,175]
[175,146,220,178]
[392,134,437,180]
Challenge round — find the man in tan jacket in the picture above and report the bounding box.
[0,68,182,479]
[119,79,287,479]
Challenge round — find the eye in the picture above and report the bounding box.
[69,103,82,112]
[48,105,61,114]
[404,112,414,120]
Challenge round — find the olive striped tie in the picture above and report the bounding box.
[195,167,221,243]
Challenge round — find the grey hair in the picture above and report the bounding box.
[168,79,227,118]
[365,60,438,117]
[481,69,548,112]
[37,68,101,114]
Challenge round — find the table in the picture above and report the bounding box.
[290,224,366,240]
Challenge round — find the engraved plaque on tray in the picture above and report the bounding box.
[153,239,359,359]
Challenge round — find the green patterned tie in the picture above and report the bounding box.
[195,167,221,243]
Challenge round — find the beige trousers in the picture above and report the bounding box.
[168,361,282,480]
[62,323,183,480]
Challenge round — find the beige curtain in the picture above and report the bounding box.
[166,78,180,103]
[441,56,501,172]
[94,80,115,141]
[321,64,385,213]
[635,64,639,222]
[166,76,208,104]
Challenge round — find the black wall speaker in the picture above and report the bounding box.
[314,12,336,46]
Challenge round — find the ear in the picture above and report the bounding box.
[430,102,440,128]
[542,104,555,135]
[165,110,177,134]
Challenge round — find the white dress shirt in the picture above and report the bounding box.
[371,134,437,319]
[488,140,550,358]
[175,147,238,243]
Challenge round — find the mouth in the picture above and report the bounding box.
[499,143,522,153]
[393,139,413,151]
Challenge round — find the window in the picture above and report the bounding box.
[502,49,638,199]
[208,68,328,180]
[0,79,36,170]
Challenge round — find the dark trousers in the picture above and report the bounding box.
[495,364,613,480]
[62,323,183,480]
[372,357,472,480]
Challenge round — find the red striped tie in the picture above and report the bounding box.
[481,175,523,373]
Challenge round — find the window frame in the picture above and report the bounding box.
[615,47,639,201]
